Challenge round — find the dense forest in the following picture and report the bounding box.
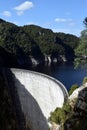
[0,18,79,68]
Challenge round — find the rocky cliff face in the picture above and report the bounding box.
[64,84,87,130]
[49,84,87,130]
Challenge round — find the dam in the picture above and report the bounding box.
[3,68,68,130]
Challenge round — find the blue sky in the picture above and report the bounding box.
[0,0,87,36]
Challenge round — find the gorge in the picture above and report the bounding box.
[0,18,86,130]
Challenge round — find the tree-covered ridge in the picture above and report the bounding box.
[0,18,79,67]
[23,25,79,55]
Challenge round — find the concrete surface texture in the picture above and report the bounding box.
[11,68,68,130]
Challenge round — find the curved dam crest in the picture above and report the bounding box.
[4,68,68,130]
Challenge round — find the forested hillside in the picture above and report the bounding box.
[0,18,79,68]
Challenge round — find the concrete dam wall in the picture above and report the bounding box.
[11,69,68,130]
[4,68,68,130]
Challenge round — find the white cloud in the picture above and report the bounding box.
[2,11,11,17]
[17,11,24,16]
[55,18,67,22]
[53,28,80,36]
[55,18,73,22]
[53,28,70,33]
[14,1,34,15]
[54,18,76,27]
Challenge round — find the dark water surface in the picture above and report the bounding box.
[31,63,87,90]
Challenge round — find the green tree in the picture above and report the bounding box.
[83,77,87,84]
[74,31,87,68]
[49,102,72,126]
[0,18,80,67]
[69,84,79,96]
[83,17,87,27]
[74,18,87,68]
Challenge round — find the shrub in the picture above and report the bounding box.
[49,102,72,125]
[49,107,66,124]
[83,77,87,85]
[69,84,79,96]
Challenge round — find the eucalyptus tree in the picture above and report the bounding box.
[74,18,87,68]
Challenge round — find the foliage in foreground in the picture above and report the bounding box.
[49,101,72,125]
[68,84,79,96]
[82,76,87,84]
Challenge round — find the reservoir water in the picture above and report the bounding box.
[31,63,87,91]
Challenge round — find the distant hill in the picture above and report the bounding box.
[0,18,79,68]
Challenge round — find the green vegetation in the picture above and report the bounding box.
[69,84,79,96]
[0,18,79,68]
[23,25,79,58]
[74,18,87,68]
[65,115,87,130]
[49,75,87,130]
[49,107,65,124]
[49,102,72,124]
[82,76,87,84]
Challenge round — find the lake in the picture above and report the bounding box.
[31,62,87,91]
